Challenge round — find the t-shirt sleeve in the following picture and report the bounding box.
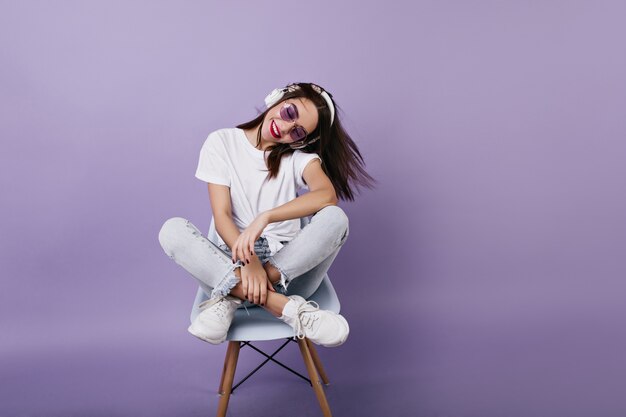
[294,151,322,191]
[195,132,231,186]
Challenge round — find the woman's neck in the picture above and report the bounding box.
[243,126,272,151]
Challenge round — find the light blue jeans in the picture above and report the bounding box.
[158,205,350,304]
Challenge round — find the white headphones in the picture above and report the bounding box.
[264,83,335,127]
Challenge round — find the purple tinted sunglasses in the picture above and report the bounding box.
[279,102,308,142]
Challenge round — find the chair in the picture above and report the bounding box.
[190,214,342,417]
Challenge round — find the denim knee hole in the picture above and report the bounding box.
[266,257,291,292]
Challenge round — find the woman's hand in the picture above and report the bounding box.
[239,255,276,305]
[232,212,270,265]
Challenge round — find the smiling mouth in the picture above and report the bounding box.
[270,120,281,138]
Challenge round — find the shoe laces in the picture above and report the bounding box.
[198,296,249,318]
[294,300,321,340]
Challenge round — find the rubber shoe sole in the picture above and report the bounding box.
[187,323,227,345]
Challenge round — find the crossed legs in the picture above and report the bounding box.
[224,205,349,317]
[159,205,349,318]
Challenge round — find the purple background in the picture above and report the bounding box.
[2,1,625,416]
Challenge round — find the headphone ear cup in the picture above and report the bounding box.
[265,84,303,109]
[264,88,286,109]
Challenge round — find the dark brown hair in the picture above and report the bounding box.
[236,82,377,202]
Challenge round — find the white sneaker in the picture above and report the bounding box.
[188,295,242,344]
[279,295,350,347]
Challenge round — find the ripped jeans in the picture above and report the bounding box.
[158,205,350,303]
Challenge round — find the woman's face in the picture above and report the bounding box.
[261,97,319,146]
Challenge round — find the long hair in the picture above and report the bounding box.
[236,82,377,202]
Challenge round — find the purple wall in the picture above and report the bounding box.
[2,1,625,416]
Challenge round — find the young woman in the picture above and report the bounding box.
[159,82,376,347]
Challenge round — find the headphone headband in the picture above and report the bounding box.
[264,83,335,127]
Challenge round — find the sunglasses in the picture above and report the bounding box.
[279,102,308,142]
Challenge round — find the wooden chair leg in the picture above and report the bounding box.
[216,341,240,417]
[297,338,332,417]
[305,338,330,385]
[218,342,234,395]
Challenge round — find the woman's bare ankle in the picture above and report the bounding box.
[228,284,288,316]
[228,282,246,301]
[264,291,289,317]
[263,262,281,284]
[227,269,287,316]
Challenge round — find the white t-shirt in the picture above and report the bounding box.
[195,127,322,256]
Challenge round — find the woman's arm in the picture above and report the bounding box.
[207,182,275,303]
[264,159,338,224]
[207,182,243,250]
